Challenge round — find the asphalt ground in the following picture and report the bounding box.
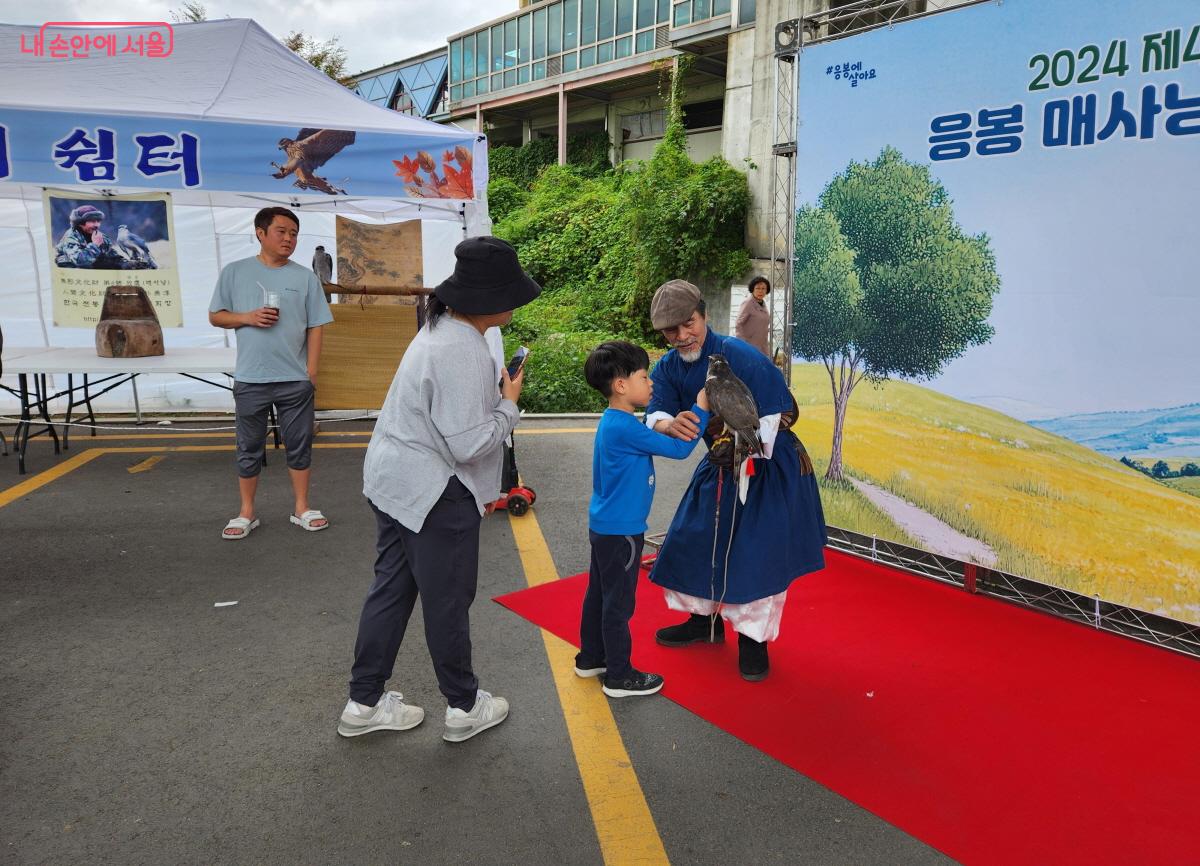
[0,419,954,865]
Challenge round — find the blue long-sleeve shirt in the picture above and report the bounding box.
[589,405,711,535]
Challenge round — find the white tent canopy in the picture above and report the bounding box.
[0,19,485,412]
[0,18,488,221]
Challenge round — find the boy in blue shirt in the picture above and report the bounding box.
[577,341,711,697]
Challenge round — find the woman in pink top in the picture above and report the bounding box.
[735,275,771,356]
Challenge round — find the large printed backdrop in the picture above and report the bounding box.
[793,0,1200,624]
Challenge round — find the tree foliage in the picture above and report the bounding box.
[491,61,752,411]
[488,131,613,189]
[282,31,350,83]
[169,4,350,85]
[793,147,1000,479]
[170,2,208,23]
[486,177,529,224]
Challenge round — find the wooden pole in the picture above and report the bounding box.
[322,282,433,299]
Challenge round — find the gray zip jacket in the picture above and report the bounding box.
[364,314,519,532]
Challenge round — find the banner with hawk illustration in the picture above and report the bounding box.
[2,109,476,202]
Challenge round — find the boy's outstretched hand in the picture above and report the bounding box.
[661,410,701,441]
[696,386,710,412]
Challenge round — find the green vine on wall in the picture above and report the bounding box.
[488,130,612,190]
[491,58,751,412]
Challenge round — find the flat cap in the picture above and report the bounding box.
[650,279,702,330]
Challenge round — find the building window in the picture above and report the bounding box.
[683,98,723,129]
[622,108,666,141]
[450,0,682,103]
[736,0,755,27]
[671,0,730,27]
[621,98,724,141]
[392,88,415,115]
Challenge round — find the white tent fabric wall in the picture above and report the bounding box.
[0,18,484,416]
[0,202,464,413]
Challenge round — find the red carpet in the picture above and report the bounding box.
[495,549,1200,866]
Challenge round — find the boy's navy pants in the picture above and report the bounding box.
[580,531,645,680]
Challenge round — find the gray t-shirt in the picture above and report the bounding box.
[208,257,334,383]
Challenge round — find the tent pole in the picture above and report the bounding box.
[23,226,50,348]
[209,200,230,349]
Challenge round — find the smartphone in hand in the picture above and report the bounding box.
[506,346,529,378]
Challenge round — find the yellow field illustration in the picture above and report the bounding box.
[790,364,1200,624]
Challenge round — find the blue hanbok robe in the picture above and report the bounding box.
[647,328,827,604]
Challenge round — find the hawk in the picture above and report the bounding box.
[114,224,157,269]
[312,245,333,284]
[271,128,356,195]
[704,354,763,503]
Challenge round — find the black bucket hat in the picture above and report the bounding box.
[433,236,541,314]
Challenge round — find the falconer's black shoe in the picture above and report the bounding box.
[655,613,724,647]
[738,633,770,681]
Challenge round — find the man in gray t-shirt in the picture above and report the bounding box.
[208,207,334,540]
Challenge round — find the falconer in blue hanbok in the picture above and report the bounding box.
[644,280,827,680]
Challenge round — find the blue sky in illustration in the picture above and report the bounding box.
[795,0,1200,419]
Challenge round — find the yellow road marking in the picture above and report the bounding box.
[3,433,659,866]
[0,449,108,509]
[516,427,596,435]
[0,426,598,508]
[127,456,164,474]
[509,510,670,866]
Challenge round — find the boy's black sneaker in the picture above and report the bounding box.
[738,633,769,681]
[573,652,607,678]
[655,613,724,647]
[602,670,665,698]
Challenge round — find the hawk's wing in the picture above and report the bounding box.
[291,129,357,168]
[707,374,763,455]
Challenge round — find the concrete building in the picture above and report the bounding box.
[351,0,973,341]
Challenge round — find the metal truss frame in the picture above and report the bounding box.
[768,4,800,385]
[827,526,1200,659]
[802,0,994,45]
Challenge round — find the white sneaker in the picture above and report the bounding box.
[337,691,425,738]
[443,689,509,743]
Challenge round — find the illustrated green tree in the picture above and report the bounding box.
[1151,460,1171,479]
[793,147,1000,481]
[1181,462,1200,477]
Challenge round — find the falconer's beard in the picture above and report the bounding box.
[677,347,702,363]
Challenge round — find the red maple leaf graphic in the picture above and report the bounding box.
[393,155,421,183]
[439,161,474,199]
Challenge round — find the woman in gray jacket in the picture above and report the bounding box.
[338,236,540,743]
[735,275,771,357]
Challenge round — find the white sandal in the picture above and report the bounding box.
[290,509,329,531]
[222,516,260,540]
